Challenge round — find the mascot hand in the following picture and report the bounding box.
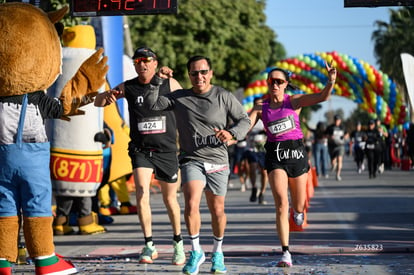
[79,48,109,92]
[59,48,109,120]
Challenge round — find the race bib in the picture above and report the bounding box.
[237,140,247,148]
[138,116,166,134]
[333,129,345,145]
[366,143,375,149]
[204,162,228,174]
[267,115,295,136]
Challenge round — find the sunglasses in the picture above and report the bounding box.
[267,78,287,86]
[134,57,155,64]
[189,70,210,77]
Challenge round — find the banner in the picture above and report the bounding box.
[401,53,414,121]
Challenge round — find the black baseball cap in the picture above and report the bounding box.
[132,47,157,59]
[334,114,341,120]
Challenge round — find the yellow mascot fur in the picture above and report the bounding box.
[0,3,108,275]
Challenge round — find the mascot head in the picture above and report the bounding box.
[0,3,68,96]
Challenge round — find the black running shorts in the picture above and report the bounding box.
[129,149,179,183]
[264,140,310,178]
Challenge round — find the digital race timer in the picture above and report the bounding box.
[70,0,178,17]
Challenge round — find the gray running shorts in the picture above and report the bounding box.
[180,159,230,196]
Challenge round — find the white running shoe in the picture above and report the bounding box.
[277,250,292,267]
[293,210,304,226]
[379,163,384,174]
[240,183,246,192]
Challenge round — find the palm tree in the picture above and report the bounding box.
[372,7,414,85]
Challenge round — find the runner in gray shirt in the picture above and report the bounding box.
[145,55,250,275]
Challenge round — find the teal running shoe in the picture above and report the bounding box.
[210,252,227,274]
[182,250,205,275]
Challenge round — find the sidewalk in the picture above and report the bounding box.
[13,156,414,274]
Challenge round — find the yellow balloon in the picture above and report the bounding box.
[325,54,333,63]
[396,96,402,104]
[370,97,377,108]
[253,86,261,95]
[368,73,376,83]
[244,88,253,97]
[300,84,307,91]
[360,102,368,110]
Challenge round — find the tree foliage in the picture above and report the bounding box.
[347,107,372,129]
[4,0,284,91]
[127,0,285,90]
[372,7,414,86]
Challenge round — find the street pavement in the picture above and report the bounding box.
[13,156,414,274]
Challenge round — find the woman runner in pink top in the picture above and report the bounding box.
[248,61,336,267]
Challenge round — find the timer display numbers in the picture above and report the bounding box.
[71,0,178,17]
[344,0,414,7]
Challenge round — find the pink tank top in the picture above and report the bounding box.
[261,94,304,142]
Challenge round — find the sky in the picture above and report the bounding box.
[264,0,396,125]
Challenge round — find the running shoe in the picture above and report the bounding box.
[210,252,227,274]
[35,255,77,275]
[378,163,384,174]
[119,204,137,215]
[182,250,205,275]
[138,243,158,264]
[293,210,304,226]
[53,223,75,236]
[258,193,267,205]
[0,266,11,275]
[0,259,11,275]
[250,187,257,202]
[240,183,246,192]
[172,240,186,265]
[277,250,292,267]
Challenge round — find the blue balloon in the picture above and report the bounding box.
[376,95,382,114]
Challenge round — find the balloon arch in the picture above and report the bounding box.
[243,51,409,131]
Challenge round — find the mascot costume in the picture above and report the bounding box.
[0,3,108,275]
[48,25,106,235]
